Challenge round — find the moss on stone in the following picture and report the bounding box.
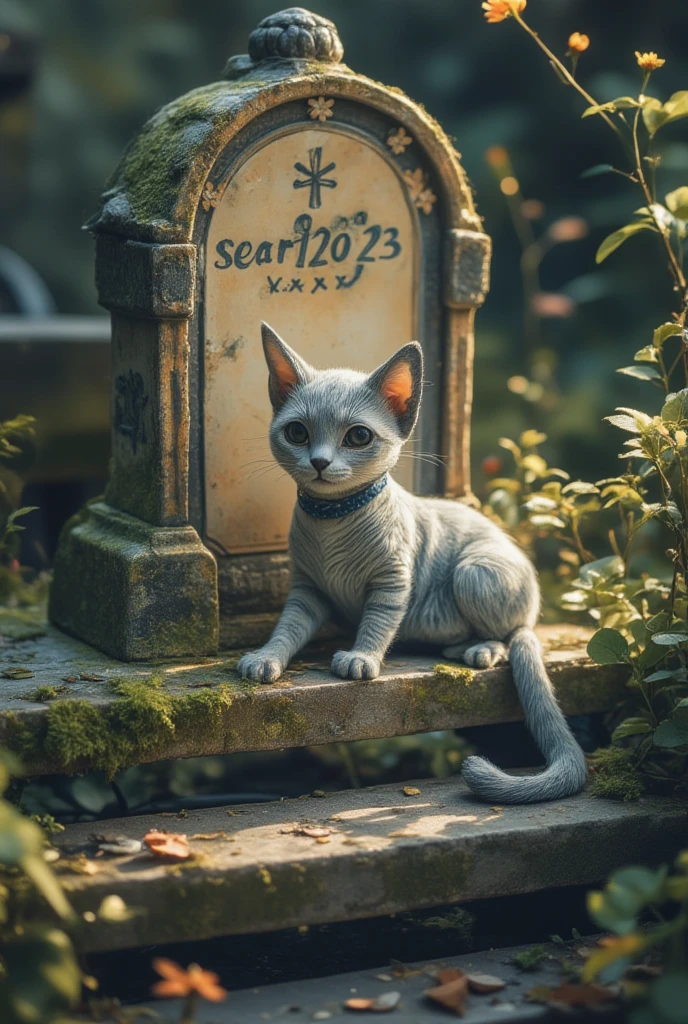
[589,747,644,802]
[6,675,234,779]
[28,685,61,703]
[379,845,473,909]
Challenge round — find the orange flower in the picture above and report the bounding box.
[152,959,227,1002]
[568,33,590,54]
[635,51,665,71]
[482,0,526,24]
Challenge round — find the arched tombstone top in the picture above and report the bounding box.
[87,20,480,245]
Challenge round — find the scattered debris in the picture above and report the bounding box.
[312,790,327,798]
[345,991,401,1012]
[526,982,615,1007]
[280,825,333,838]
[62,675,79,683]
[2,666,34,679]
[143,830,190,861]
[467,973,506,994]
[402,786,422,797]
[424,969,469,1016]
[389,960,426,980]
[490,806,504,813]
[190,831,230,841]
[375,974,393,983]
[78,672,106,682]
[513,945,546,970]
[94,836,143,856]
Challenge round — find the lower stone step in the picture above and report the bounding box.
[99,939,612,1023]
[53,776,686,954]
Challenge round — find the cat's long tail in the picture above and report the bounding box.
[461,627,588,804]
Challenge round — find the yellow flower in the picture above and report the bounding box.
[568,33,590,54]
[482,0,526,24]
[635,51,665,71]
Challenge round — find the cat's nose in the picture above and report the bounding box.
[310,457,331,473]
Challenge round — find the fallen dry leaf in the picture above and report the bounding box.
[280,825,332,838]
[435,969,465,985]
[402,786,422,796]
[527,982,615,1007]
[316,836,330,844]
[490,806,504,812]
[143,830,190,861]
[152,959,226,1002]
[424,975,470,1016]
[79,672,105,682]
[390,959,426,980]
[61,675,79,683]
[190,832,229,841]
[344,992,401,1013]
[467,973,505,994]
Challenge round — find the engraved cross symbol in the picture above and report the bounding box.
[293,147,337,210]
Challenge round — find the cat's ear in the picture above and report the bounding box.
[261,322,313,410]
[368,342,423,438]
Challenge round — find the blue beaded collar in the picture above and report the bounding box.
[298,474,388,520]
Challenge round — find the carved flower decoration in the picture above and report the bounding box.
[201,182,222,211]
[387,127,413,155]
[403,168,437,215]
[308,96,335,122]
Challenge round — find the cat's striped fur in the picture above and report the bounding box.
[237,324,587,804]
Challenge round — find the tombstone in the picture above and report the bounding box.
[49,7,491,661]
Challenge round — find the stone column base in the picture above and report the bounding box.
[49,502,219,661]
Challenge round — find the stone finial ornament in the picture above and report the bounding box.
[248,7,344,63]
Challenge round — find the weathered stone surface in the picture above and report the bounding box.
[0,623,627,776]
[53,777,686,952]
[128,940,602,1022]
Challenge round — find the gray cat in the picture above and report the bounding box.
[237,323,587,804]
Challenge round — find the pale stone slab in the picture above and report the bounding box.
[0,620,628,776]
[53,777,687,952]
[204,127,418,556]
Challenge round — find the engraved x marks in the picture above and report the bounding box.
[293,147,337,210]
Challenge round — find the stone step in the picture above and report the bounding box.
[53,776,686,954]
[0,620,626,777]
[103,939,607,1023]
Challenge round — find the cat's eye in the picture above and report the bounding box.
[343,425,373,448]
[284,421,309,445]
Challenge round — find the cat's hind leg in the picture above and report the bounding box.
[442,640,507,668]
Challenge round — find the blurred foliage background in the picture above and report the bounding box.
[2,0,688,509]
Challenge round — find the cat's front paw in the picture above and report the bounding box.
[237,650,285,684]
[331,650,381,680]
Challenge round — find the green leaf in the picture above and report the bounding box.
[0,927,81,1024]
[519,429,547,448]
[654,719,688,748]
[612,718,653,741]
[596,221,655,264]
[580,163,615,179]
[662,388,688,424]
[616,365,662,381]
[529,514,566,529]
[587,628,630,665]
[606,415,641,433]
[634,346,658,363]
[665,186,688,220]
[651,632,688,646]
[583,97,640,118]
[561,481,600,495]
[664,90,688,126]
[643,97,670,138]
[653,322,683,348]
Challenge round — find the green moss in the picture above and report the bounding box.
[514,945,546,970]
[589,747,645,801]
[28,814,65,837]
[28,686,61,703]
[255,696,309,744]
[0,606,46,642]
[5,676,234,779]
[379,846,473,908]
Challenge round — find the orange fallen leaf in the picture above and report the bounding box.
[143,830,190,860]
[345,992,401,1012]
[402,786,421,796]
[425,974,470,1016]
[527,982,615,1007]
[346,997,374,1011]
[152,959,227,1002]
[436,968,465,985]
[467,973,506,994]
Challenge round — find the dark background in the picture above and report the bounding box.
[1,0,687,533]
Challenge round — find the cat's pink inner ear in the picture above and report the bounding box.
[266,341,300,401]
[380,361,413,415]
